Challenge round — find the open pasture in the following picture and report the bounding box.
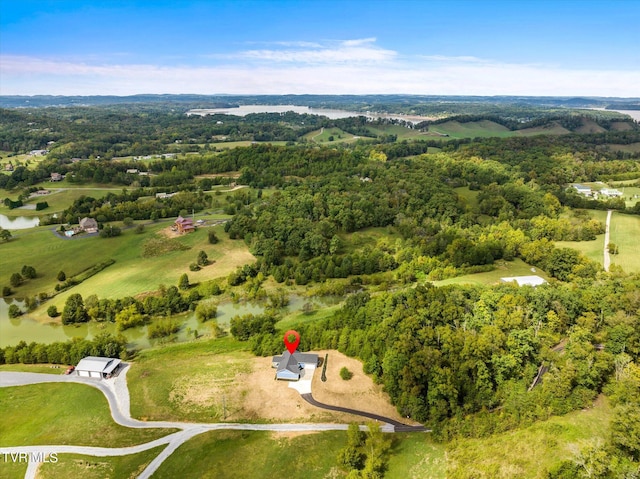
[0,383,173,447]
[608,212,640,273]
[0,222,254,313]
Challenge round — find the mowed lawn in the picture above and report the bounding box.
[0,187,117,218]
[37,447,165,479]
[0,383,174,447]
[446,396,611,479]
[609,212,640,273]
[432,258,550,287]
[152,430,348,479]
[1,222,254,315]
[153,429,444,479]
[128,337,250,422]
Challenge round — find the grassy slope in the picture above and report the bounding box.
[431,258,550,287]
[387,433,446,479]
[430,120,512,139]
[128,337,249,422]
[0,383,173,447]
[37,447,165,479]
[0,461,27,479]
[0,188,116,218]
[609,212,640,272]
[153,430,347,479]
[446,396,611,479]
[1,223,254,314]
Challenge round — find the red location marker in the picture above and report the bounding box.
[283,330,300,354]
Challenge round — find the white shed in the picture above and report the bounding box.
[75,356,122,379]
[500,275,547,287]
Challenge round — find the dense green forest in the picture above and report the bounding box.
[1,100,640,476]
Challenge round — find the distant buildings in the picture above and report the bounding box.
[599,188,623,198]
[571,183,592,197]
[50,172,63,182]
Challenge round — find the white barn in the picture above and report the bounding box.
[500,275,547,287]
[75,356,122,379]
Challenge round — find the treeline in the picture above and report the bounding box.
[0,332,128,365]
[251,274,640,438]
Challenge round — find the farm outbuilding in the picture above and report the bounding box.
[75,356,122,379]
[500,275,547,287]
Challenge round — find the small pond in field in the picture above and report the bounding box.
[0,214,40,229]
[0,295,342,350]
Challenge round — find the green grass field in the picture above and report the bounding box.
[0,460,27,479]
[0,364,68,374]
[303,127,363,144]
[431,259,549,287]
[454,186,480,211]
[128,337,250,422]
[387,433,446,479]
[446,396,611,478]
[365,124,427,140]
[0,187,116,218]
[430,120,512,139]
[1,222,254,316]
[609,212,640,273]
[37,446,165,479]
[153,430,348,479]
[0,383,174,447]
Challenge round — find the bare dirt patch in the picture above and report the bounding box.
[312,350,420,425]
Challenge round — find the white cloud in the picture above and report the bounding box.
[235,38,396,64]
[1,51,639,97]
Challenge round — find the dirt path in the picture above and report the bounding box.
[604,210,613,271]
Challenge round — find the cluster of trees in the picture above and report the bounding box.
[249,273,640,439]
[61,286,200,325]
[0,333,128,365]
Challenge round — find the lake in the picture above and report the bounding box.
[0,214,40,229]
[0,295,341,350]
[186,104,432,124]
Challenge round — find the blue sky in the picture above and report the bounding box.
[1,0,639,96]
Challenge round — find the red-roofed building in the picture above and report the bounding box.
[175,216,195,234]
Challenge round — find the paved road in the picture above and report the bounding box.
[301,393,428,432]
[604,209,613,271]
[1,367,425,478]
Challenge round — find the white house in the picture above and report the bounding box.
[75,356,122,379]
[599,188,623,198]
[500,275,548,287]
[272,350,319,381]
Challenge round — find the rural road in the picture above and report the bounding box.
[1,364,423,478]
[604,209,612,272]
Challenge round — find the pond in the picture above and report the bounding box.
[186,104,429,124]
[0,214,40,229]
[0,295,342,350]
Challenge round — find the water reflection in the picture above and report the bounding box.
[0,214,40,229]
[0,295,343,350]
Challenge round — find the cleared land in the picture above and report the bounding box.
[446,396,611,479]
[387,433,446,479]
[0,187,115,218]
[0,383,172,447]
[127,338,405,424]
[431,258,550,287]
[1,223,254,317]
[608,213,640,273]
[303,127,364,144]
[37,446,165,479]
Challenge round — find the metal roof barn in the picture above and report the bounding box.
[75,356,122,379]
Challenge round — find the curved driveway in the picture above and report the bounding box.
[1,365,426,478]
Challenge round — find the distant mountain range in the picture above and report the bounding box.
[1,94,639,110]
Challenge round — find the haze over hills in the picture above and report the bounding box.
[1,94,639,110]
